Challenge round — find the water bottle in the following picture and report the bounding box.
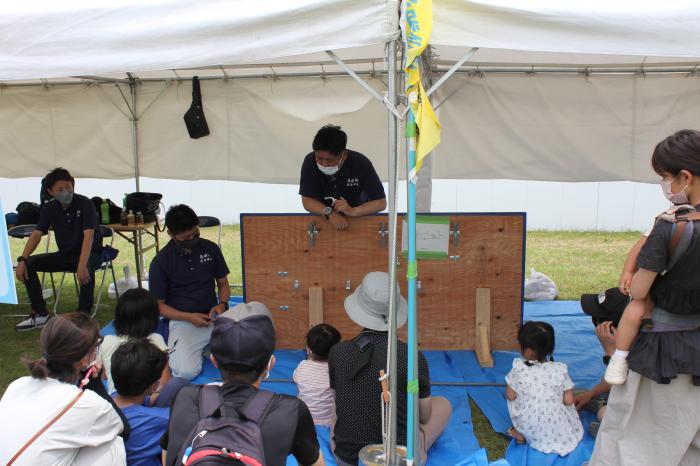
[127,210,135,226]
[100,199,110,224]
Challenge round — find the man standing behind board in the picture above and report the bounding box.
[299,125,386,230]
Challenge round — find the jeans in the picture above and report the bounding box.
[24,251,101,314]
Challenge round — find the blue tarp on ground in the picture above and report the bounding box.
[102,300,601,465]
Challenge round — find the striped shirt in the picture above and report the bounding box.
[293,360,335,426]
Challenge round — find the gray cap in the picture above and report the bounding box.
[210,302,276,372]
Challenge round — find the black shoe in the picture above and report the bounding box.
[15,313,51,332]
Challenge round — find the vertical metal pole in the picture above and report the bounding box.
[406,109,420,465]
[386,37,400,466]
[129,77,141,192]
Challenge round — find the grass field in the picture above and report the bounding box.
[0,227,641,460]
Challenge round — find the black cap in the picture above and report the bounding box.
[210,302,276,373]
[580,288,629,327]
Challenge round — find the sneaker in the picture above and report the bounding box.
[604,356,629,385]
[15,313,51,332]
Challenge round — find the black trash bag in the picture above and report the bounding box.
[183,76,210,139]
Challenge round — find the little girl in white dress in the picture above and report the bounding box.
[505,321,583,456]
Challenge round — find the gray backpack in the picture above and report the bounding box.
[178,385,275,466]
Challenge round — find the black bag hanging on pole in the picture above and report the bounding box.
[183,76,210,139]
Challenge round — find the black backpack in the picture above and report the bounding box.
[177,386,275,466]
[15,201,41,225]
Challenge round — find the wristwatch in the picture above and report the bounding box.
[322,206,333,220]
[219,301,229,311]
[16,256,27,263]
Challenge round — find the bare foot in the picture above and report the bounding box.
[508,427,526,444]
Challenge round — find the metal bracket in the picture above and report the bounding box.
[450,222,461,246]
[449,255,461,261]
[279,305,289,311]
[417,280,423,291]
[293,279,301,290]
[307,221,318,247]
[378,222,388,248]
[345,280,352,291]
[277,271,288,277]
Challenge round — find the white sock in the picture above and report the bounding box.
[612,349,629,360]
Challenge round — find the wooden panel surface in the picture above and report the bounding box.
[242,214,524,350]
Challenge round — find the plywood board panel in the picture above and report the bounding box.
[241,213,524,349]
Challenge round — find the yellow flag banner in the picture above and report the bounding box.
[404,0,440,179]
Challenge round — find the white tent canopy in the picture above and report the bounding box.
[2,0,700,183]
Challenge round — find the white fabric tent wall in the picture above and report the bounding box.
[3,72,700,183]
[433,73,700,182]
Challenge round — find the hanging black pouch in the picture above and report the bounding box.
[183,76,210,139]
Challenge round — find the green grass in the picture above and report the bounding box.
[0,227,642,461]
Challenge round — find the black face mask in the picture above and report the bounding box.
[176,234,200,251]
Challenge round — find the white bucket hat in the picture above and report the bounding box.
[344,271,408,331]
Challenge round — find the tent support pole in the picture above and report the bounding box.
[426,47,479,97]
[128,76,141,192]
[326,50,385,102]
[385,37,400,466]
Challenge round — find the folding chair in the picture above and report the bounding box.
[7,224,55,314]
[53,225,119,317]
[197,215,222,248]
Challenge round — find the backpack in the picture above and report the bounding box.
[15,201,41,225]
[177,385,275,466]
[658,205,700,275]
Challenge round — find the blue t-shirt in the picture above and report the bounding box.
[122,404,170,466]
[148,238,229,313]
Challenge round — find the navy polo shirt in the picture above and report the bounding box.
[148,238,229,314]
[299,150,385,208]
[36,194,101,254]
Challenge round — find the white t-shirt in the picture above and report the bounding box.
[293,359,335,426]
[0,376,125,466]
[98,333,167,394]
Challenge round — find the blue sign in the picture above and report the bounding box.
[0,198,18,304]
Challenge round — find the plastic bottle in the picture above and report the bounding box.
[135,211,143,225]
[127,210,135,226]
[100,199,110,224]
[120,194,128,225]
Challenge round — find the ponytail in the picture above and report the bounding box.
[25,357,50,380]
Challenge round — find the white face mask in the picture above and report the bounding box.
[660,174,690,205]
[316,153,344,176]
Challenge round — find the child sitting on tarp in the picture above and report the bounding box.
[112,339,187,466]
[505,321,583,455]
[293,323,341,426]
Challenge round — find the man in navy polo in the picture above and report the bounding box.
[299,124,386,230]
[14,167,103,331]
[149,204,230,380]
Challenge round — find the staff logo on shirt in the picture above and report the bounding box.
[346,177,359,187]
[200,253,213,263]
[76,210,81,218]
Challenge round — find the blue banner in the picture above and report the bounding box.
[0,198,18,304]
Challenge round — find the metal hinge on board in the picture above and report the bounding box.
[450,222,460,246]
[308,221,318,247]
[378,222,388,248]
